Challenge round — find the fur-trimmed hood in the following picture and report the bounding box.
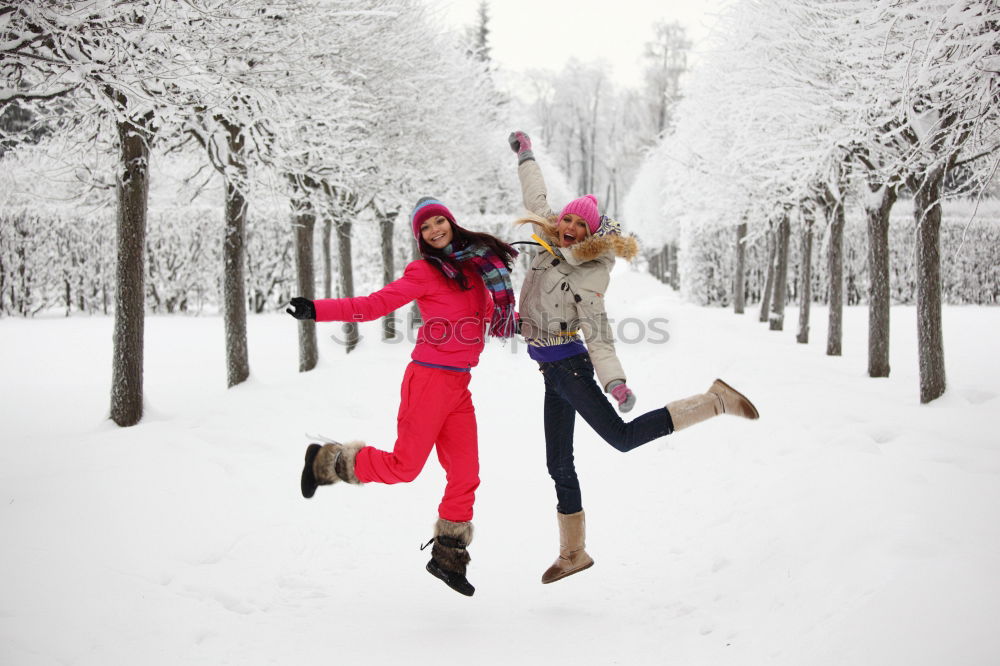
[526,217,640,265]
[567,232,640,263]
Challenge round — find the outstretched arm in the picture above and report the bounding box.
[289,261,430,323]
[508,130,555,219]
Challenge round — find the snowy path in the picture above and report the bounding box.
[2,265,999,665]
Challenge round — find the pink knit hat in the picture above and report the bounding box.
[559,194,601,234]
[410,197,455,239]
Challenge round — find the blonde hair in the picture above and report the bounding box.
[513,212,591,239]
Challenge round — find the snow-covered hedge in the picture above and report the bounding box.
[0,206,534,317]
[0,208,113,316]
[0,205,298,317]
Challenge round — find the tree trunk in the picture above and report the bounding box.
[796,208,814,344]
[77,268,84,313]
[322,217,332,299]
[913,170,946,403]
[64,271,71,315]
[221,120,250,387]
[223,177,250,386]
[589,115,598,196]
[866,185,898,378]
[15,220,28,316]
[826,196,845,356]
[110,117,150,427]
[293,205,318,372]
[769,212,790,331]
[0,251,6,315]
[734,221,747,314]
[410,235,422,327]
[759,226,775,323]
[379,211,398,340]
[669,244,679,289]
[335,219,359,353]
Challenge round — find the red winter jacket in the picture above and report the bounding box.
[314,259,492,368]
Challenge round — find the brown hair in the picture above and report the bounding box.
[419,221,518,290]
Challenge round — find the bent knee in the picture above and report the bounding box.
[602,434,633,453]
[383,455,424,483]
[395,466,422,483]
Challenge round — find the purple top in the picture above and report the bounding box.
[528,340,588,364]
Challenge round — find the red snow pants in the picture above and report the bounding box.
[353,362,480,523]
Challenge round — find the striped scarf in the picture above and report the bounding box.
[430,242,518,338]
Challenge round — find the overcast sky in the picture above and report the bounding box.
[425,0,727,88]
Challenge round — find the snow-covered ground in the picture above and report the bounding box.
[2,264,999,666]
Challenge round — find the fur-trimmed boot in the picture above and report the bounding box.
[300,441,364,499]
[425,518,475,597]
[667,379,759,431]
[542,510,594,584]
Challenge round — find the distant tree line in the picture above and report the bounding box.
[522,20,691,218]
[650,204,1000,308]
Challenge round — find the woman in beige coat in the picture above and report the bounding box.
[508,130,760,584]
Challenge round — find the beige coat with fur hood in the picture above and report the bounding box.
[516,160,639,391]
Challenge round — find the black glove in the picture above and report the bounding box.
[507,130,534,164]
[286,297,316,320]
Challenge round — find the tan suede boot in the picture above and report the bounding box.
[667,379,759,431]
[542,510,595,584]
[300,441,365,498]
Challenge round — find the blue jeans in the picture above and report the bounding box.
[539,353,674,514]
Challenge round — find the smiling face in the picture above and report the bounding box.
[556,213,590,247]
[420,215,454,250]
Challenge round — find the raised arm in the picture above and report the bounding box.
[508,130,555,219]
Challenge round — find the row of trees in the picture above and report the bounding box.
[646,200,1000,308]
[1,0,521,425]
[626,0,999,403]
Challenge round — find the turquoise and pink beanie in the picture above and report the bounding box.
[560,194,601,234]
[410,197,455,239]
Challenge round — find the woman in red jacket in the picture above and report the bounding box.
[286,197,517,597]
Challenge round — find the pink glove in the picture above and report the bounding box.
[608,380,635,413]
[507,130,534,164]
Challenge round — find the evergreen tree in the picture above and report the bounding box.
[467,1,491,63]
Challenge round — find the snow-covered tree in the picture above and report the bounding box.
[176,0,335,384]
[640,20,690,141]
[0,0,229,425]
[875,0,999,402]
[269,0,517,358]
